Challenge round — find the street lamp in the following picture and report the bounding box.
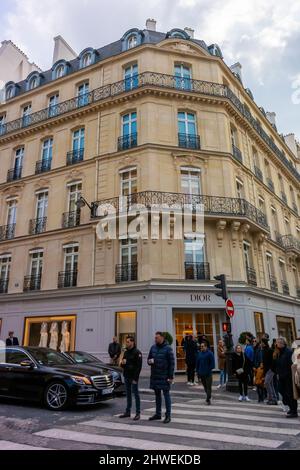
[75,196,97,217]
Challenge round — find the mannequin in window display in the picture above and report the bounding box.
[60,321,70,352]
[49,322,59,350]
[39,322,48,348]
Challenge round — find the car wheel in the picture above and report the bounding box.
[44,382,69,411]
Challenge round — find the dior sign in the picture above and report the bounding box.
[190,293,211,302]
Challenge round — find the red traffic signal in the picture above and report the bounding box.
[222,322,231,333]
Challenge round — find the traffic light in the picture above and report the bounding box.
[222,322,231,333]
[214,274,228,301]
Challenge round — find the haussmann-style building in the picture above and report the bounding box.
[0,19,300,370]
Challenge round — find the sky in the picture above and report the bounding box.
[0,0,299,139]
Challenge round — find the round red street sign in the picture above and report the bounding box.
[226,299,235,318]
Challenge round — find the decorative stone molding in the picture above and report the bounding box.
[239,223,250,247]
[65,169,84,182]
[106,239,112,250]
[231,221,240,247]
[216,220,227,247]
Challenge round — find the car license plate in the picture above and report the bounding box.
[102,387,114,395]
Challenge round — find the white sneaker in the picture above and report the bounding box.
[217,384,222,389]
[187,382,192,385]
[191,382,197,386]
[239,395,243,401]
[245,396,251,402]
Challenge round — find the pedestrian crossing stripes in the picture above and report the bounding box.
[0,440,51,450]
[34,428,200,451]
[172,402,285,415]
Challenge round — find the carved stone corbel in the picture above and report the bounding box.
[231,221,241,247]
[239,223,250,247]
[216,220,227,247]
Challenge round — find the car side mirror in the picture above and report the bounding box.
[20,360,34,369]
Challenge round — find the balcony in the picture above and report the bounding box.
[23,275,42,292]
[178,133,200,150]
[269,275,278,292]
[66,148,84,166]
[0,224,16,241]
[232,144,243,163]
[92,191,269,232]
[0,278,9,294]
[292,203,298,214]
[281,280,290,296]
[7,167,22,182]
[29,217,47,235]
[58,270,78,288]
[254,166,263,182]
[1,72,299,184]
[35,159,52,174]
[277,234,300,256]
[118,133,137,151]
[281,192,287,205]
[185,262,210,280]
[246,267,257,286]
[267,178,275,192]
[115,263,138,283]
[62,211,81,229]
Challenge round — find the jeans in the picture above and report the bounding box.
[155,388,171,417]
[219,368,227,386]
[200,375,213,401]
[238,375,248,396]
[125,378,141,414]
[186,362,195,383]
[265,370,277,402]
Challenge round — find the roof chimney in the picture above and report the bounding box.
[146,19,157,32]
[230,62,242,82]
[52,35,77,65]
[266,111,277,128]
[284,133,298,157]
[184,27,194,39]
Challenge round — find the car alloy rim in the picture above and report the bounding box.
[47,383,67,409]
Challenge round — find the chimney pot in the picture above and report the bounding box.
[146,19,157,31]
[266,111,277,128]
[230,62,243,82]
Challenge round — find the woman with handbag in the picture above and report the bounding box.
[232,344,251,402]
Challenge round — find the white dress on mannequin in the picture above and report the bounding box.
[39,322,48,348]
[49,322,59,350]
[59,321,70,353]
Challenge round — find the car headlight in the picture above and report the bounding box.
[71,375,92,385]
[111,371,120,382]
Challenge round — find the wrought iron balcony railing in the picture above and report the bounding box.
[7,167,22,182]
[267,178,275,192]
[1,72,298,182]
[277,234,300,254]
[29,217,47,235]
[281,280,290,296]
[0,224,16,241]
[35,159,52,174]
[254,166,263,182]
[296,287,300,299]
[178,133,200,150]
[292,202,298,214]
[232,144,243,163]
[0,278,9,294]
[23,275,42,292]
[281,192,287,205]
[269,275,278,292]
[62,211,81,228]
[246,267,257,286]
[118,133,138,151]
[66,148,84,165]
[185,262,210,280]
[58,270,78,288]
[115,263,138,283]
[92,191,269,231]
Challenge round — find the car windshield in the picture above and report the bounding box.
[69,351,101,364]
[28,349,74,366]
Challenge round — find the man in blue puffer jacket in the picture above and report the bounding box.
[147,331,175,424]
[196,342,215,405]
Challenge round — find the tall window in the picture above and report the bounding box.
[77,82,89,107]
[68,182,82,212]
[22,104,32,127]
[35,191,48,224]
[236,178,244,199]
[175,64,191,90]
[49,94,59,117]
[230,127,238,147]
[181,168,201,195]
[41,138,53,167]
[293,266,300,295]
[266,252,277,291]
[72,128,85,153]
[243,241,253,271]
[122,112,137,136]
[120,168,137,196]
[7,200,17,227]
[258,196,266,215]
[254,312,265,340]
[124,64,138,91]
[271,206,279,236]
[121,239,137,265]
[279,259,287,282]
[30,251,43,278]
[178,112,196,136]
[184,238,208,279]
[13,147,24,178]
[64,245,78,273]
[0,114,6,135]
[0,255,11,293]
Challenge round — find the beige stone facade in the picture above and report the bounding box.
[0,26,299,368]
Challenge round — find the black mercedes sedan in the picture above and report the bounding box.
[63,351,125,395]
[0,347,114,411]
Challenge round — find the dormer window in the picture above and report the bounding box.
[56,65,65,78]
[128,35,137,49]
[166,29,190,40]
[52,61,69,80]
[82,52,92,68]
[79,48,97,69]
[29,77,38,89]
[27,73,40,91]
[6,85,15,100]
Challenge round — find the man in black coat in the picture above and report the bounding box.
[184,335,198,385]
[119,336,142,421]
[6,331,19,346]
[147,331,175,424]
[275,337,298,418]
[108,336,121,365]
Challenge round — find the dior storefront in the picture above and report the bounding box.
[0,283,300,371]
